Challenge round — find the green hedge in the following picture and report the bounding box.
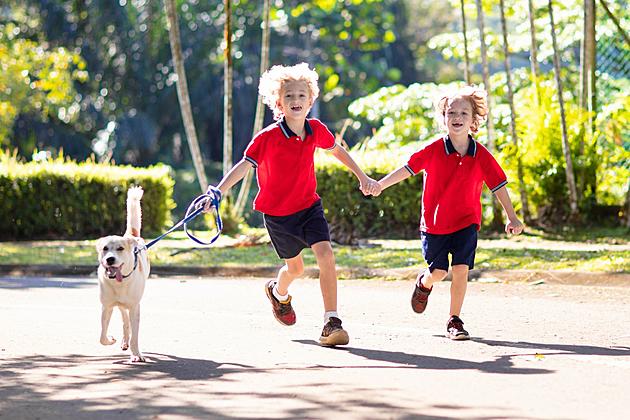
[0,158,174,240]
[316,149,422,242]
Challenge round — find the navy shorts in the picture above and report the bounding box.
[263,200,331,259]
[420,224,478,272]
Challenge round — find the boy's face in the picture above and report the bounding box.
[277,80,313,121]
[444,96,474,137]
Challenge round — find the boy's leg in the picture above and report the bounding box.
[449,264,469,316]
[311,240,349,346]
[276,254,304,296]
[311,241,336,312]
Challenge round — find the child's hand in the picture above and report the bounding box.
[505,219,524,235]
[202,185,222,212]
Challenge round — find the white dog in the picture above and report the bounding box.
[96,186,150,363]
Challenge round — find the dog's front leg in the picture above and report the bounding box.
[128,304,144,362]
[100,305,116,346]
[119,306,131,351]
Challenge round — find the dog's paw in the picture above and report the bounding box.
[121,342,129,351]
[100,336,116,346]
[129,354,145,363]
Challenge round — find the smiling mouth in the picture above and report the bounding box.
[290,105,302,112]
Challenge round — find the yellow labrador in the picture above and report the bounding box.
[96,186,150,362]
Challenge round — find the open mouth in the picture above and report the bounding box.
[105,264,124,282]
[290,105,302,112]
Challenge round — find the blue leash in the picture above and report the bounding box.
[143,188,223,250]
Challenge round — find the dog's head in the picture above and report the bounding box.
[96,235,138,282]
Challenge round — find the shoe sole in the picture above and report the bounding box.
[319,329,350,346]
[264,281,296,326]
[447,332,471,341]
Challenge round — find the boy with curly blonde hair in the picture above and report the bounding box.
[207,63,378,346]
[371,85,523,340]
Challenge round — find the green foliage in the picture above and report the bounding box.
[0,22,87,146]
[316,150,421,242]
[0,151,174,239]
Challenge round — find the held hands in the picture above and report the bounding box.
[360,177,382,197]
[505,218,524,235]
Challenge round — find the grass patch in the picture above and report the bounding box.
[1,227,628,274]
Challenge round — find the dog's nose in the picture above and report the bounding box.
[106,256,116,265]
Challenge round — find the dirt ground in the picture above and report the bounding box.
[1,275,629,419]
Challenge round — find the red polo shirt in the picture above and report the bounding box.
[244,118,336,216]
[406,135,507,234]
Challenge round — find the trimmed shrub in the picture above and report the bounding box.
[0,155,174,240]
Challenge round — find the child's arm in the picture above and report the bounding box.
[329,144,380,195]
[376,167,412,195]
[494,185,524,235]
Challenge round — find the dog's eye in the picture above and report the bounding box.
[103,246,109,251]
[117,246,124,251]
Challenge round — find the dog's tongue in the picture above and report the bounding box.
[115,266,123,282]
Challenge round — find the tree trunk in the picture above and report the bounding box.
[475,0,503,230]
[164,0,208,191]
[580,0,596,143]
[499,0,531,223]
[548,0,579,219]
[460,0,471,84]
[235,0,271,217]
[223,0,233,182]
[527,0,542,104]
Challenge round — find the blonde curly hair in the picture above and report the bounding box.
[258,63,320,120]
[435,86,488,134]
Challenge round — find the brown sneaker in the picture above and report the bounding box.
[446,315,470,340]
[319,317,349,346]
[264,280,296,326]
[411,281,432,313]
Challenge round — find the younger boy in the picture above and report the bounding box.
[372,86,523,340]
[206,63,378,346]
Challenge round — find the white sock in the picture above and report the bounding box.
[324,311,339,323]
[272,285,289,302]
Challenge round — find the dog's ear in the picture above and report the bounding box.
[96,237,105,253]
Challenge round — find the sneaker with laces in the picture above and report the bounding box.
[411,281,432,313]
[319,317,349,346]
[446,315,470,340]
[264,280,296,326]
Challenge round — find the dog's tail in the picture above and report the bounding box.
[126,186,144,237]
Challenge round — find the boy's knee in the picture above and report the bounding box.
[286,262,304,277]
[429,268,448,281]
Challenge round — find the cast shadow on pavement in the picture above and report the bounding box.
[294,340,551,375]
[0,353,253,419]
[473,338,630,357]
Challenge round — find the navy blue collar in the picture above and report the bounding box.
[278,118,313,139]
[443,135,476,157]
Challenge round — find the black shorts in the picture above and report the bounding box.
[420,224,478,272]
[263,199,331,259]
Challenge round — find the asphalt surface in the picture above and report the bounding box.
[1,275,629,419]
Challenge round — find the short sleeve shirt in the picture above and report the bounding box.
[244,118,336,216]
[405,136,507,234]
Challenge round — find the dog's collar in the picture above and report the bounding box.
[103,247,142,282]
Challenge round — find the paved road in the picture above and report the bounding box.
[1,275,629,419]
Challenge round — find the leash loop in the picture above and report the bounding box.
[143,188,222,250]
